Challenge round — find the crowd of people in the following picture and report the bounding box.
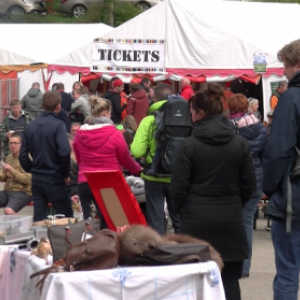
[1,39,300,300]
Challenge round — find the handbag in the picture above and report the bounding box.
[48,218,100,262]
[64,229,120,271]
[135,243,211,266]
[31,229,120,292]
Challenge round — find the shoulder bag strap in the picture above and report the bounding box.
[286,146,300,233]
[287,176,293,234]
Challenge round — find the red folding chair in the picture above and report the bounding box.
[84,170,147,231]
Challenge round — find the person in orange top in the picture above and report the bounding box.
[120,91,128,120]
[109,76,128,120]
[270,80,288,110]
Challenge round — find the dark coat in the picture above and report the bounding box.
[170,115,256,262]
[263,71,300,221]
[59,91,72,112]
[56,108,70,132]
[232,117,268,199]
[126,89,149,126]
[103,90,126,124]
[19,112,70,184]
[70,159,79,197]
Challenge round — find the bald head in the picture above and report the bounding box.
[180,77,190,87]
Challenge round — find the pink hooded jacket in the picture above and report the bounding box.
[73,123,141,183]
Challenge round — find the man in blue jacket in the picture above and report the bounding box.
[263,39,300,300]
[19,91,73,222]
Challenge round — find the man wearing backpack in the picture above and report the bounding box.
[263,40,300,300]
[130,84,181,235]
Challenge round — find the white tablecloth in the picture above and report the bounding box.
[0,246,30,300]
[19,254,53,300]
[0,245,52,300]
[40,261,225,300]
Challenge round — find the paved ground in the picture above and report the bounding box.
[0,188,297,299]
[240,215,276,300]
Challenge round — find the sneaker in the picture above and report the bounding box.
[241,273,249,279]
[264,225,271,231]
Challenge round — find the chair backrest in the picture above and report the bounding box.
[84,170,147,231]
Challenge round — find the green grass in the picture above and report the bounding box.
[0,2,142,25]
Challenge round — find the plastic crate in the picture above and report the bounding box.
[0,215,33,237]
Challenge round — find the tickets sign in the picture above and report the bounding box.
[92,38,165,73]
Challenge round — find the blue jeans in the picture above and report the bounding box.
[242,168,263,275]
[144,180,180,235]
[271,219,300,300]
[32,181,73,222]
[242,197,261,275]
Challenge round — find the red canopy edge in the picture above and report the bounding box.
[48,65,91,75]
[48,65,285,79]
[166,68,284,78]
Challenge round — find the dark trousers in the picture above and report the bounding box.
[144,180,180,235]
[221,261,243,300]
[32,181,73,222]
[78,182,107,229]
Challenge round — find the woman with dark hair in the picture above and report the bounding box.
[228,94,268,278]
[121,115,138,137]
[170,83,256,300]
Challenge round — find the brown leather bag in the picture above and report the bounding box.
[48,218,100,262]
[31,229,120,292]
[64,229,120,271]
[136,243,211,266]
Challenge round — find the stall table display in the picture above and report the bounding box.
[0,246,30,300]
[40,261,225,300]
[0,246,52,300]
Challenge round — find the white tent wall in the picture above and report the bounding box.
[262,74,287,120]
[18,70,46,99]
[165,0,277,71]
[49,71,80,93]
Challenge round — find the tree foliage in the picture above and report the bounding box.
[1,0,142,25]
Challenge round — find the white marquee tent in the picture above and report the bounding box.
[0,23,113,96]
[0,48,47,108]
[90,0,300,117]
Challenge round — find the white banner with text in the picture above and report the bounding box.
[91,39,165,73]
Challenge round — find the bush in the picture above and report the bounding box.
[114,3,142,27]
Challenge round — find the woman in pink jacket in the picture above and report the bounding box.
[73,96,141,224]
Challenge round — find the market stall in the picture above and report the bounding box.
[86,0,300,118]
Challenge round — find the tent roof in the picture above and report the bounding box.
[0,48,34,65]
[90,0,300,78]
[0,23,113,64]
[0,48,49,72]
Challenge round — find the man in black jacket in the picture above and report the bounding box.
[19,91,73,222]
[103,79,126,124]
[263,39,300,300]
[56,82,72,113]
